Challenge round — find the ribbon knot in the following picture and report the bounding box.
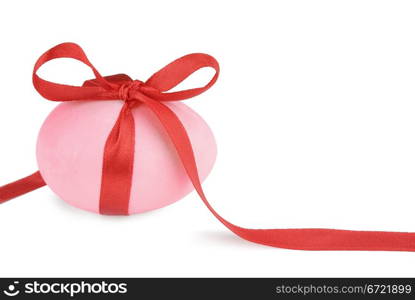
[118,80,144,102]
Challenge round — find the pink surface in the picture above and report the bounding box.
[36,101,216,214]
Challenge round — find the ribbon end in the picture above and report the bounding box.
[0,171,46,204]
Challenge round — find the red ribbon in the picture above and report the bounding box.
[1,43,415,251]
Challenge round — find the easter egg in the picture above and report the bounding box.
[36,100,216,214]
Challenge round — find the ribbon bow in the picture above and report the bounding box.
[1,43,415,251]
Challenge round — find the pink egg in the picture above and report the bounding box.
[36,100,216,214]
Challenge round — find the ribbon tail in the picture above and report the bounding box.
[142,98,415,251]
[0,171,46,204]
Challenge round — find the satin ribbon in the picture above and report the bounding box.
[1,43,415,251]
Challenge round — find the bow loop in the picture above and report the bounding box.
[32,43,119,102]
[144,53,220,101]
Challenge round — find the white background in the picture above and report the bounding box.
[0,0,414,277]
